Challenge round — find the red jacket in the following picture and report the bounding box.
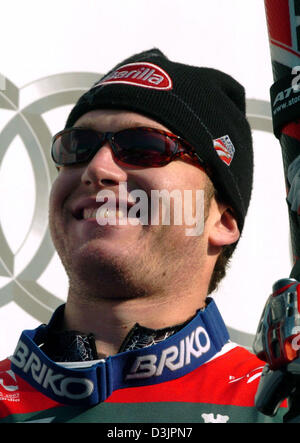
[0,342,286,423]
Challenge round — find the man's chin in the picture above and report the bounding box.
[62,243,148,301]
[67,266,149,302]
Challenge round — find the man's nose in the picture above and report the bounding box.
[81,143,128,187]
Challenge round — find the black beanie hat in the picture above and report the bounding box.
[65,48,253,232]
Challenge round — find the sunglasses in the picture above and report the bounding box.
[51,126,204,168]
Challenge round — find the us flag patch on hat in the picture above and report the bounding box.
[213,135,235,166]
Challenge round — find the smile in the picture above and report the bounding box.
[82,207,127,220]
[70,183,205,236]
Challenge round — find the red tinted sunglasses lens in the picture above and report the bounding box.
[113,128,177,166]
[52,129,103,165]
[51,127,187,167]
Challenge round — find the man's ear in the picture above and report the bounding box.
[208,200,240,248]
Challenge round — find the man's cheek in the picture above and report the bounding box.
[49,172,76,214]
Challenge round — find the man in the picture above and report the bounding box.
[0,49,285,423]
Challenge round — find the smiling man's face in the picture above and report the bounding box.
[49,109,217,302]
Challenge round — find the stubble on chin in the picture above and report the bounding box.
[61,224,206,304]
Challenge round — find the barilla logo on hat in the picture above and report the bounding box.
[92,62,173,91]
[213,135,235,166]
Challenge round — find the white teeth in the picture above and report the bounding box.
[83,208,98,219]
[82,207,125,220]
